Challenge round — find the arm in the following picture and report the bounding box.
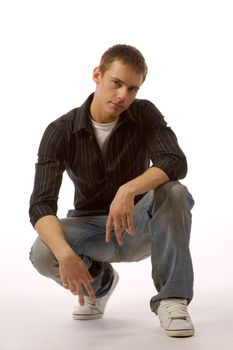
[106,99,187,245]
[30,123,95,304]
[35,215,96,305]
[106,166,169,245]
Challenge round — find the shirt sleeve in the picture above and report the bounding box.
[29,122,66,227]
[141,100,187,180]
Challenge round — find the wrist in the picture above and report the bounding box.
[120,182,137,198]
[56,246,77,263]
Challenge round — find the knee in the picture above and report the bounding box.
[154,181,194,210]
[29,237,58,277]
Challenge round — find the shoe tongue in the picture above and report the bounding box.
[172,316,186,320]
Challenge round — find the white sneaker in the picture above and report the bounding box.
[73,268,119,320]
[157,298,194,337]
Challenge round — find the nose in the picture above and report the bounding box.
[117,86,127,101]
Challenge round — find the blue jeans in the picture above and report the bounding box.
[29,181,194,313]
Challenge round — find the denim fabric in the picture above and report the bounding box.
[29,181,194,313]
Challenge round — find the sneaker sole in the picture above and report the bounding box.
[73,312,103,320]
[166,328,194,337]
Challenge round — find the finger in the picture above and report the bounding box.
[83,263,94,282]
[87,270,94,282]
[66,282,77,295]
[121,215,128,230]
[84,281,96,302]
[63,283,69,289]
[114,220,124,245]
[126,214,135,236]
[76,285,85,306]
[62,280,69,289]
[106,216,113,243]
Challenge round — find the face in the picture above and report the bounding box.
[91,60,144,122]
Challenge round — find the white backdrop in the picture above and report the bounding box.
[1,0,233,331]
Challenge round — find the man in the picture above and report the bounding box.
[29,44,195,337]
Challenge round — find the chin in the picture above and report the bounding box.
[106,107,119,117]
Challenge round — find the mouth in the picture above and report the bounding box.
[109,102,124,111]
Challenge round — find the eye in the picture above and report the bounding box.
[128,87,139,93]
[111,80,122,87]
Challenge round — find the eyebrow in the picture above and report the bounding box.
[111,77,140,90]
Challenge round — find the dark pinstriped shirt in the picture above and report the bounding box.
[29,93,187,227]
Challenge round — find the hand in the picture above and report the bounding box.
[58,251,96,306]
[106,184,135,245]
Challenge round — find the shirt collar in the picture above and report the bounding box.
[73,93,139,134]
[73,93,94,134]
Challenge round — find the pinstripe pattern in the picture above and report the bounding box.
[29,93,187,226]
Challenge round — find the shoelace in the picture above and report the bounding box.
[161,300,189,320]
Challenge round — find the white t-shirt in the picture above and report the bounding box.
[91,118,118,156]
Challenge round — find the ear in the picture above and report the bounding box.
[92,67,101,84]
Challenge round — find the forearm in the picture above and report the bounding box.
[35,215,75,261]
[35,214,95,303]
[123,166,169,198]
